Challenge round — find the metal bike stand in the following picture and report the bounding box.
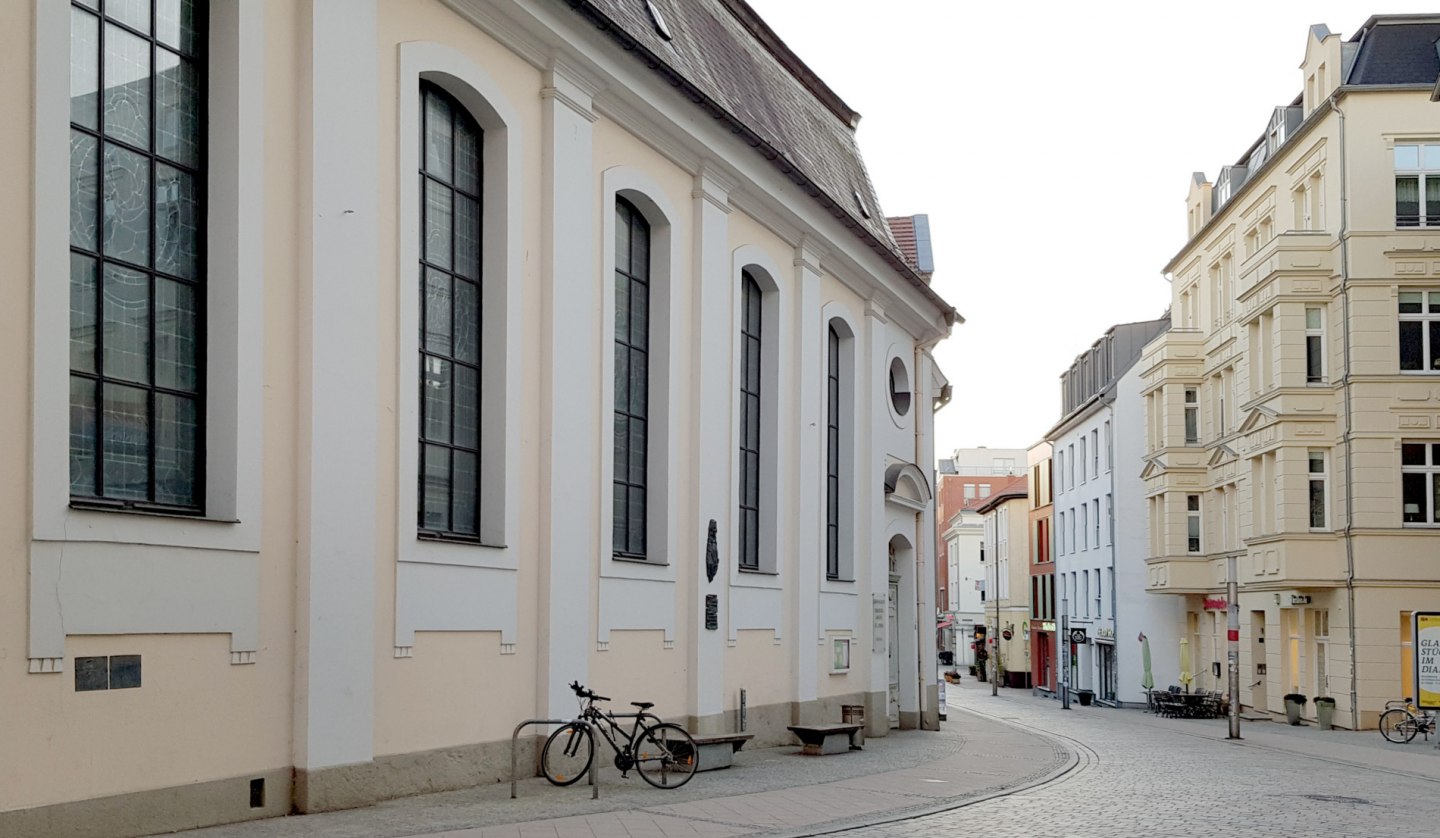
[511,719,598,800]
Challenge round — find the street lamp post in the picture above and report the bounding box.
[1227,556,1241,739]
[991,553,1000,697]
[1061,596,1070,710]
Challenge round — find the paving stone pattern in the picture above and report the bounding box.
[854,684,1440,838]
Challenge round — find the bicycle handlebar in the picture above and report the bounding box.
[569,681,610,702]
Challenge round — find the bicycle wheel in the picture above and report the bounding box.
[541,723,595,785]
[1379,709,1417,744]
[633,723,697,789]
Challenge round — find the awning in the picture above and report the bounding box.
[936,618,954,629]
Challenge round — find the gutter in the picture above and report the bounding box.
[564,1,959,327]
[1330,93,1360,732]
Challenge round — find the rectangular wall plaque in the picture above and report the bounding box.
[705,594,718,631]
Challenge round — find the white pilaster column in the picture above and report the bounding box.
[689,168,732,728]
[538,60,599,719]
[792,241,823,707]
[865,301,888,701]
[915,350,939,727]
[295,0,378,773]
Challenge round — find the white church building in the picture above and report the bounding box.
[0,1,958,834]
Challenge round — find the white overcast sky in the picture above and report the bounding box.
[743,0,1416,457]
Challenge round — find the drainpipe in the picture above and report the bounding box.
[917,343,943,730]
[1329,92,1360,731]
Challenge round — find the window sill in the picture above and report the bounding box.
[825,576,855,584]
[613,554,669,566]
[738,567,778,576]
[417,530,504,548]
[68,500,235,523]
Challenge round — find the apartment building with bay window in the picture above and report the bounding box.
[1140,15,1440,729]
[0,2,958,834]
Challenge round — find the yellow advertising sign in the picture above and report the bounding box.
[1416,612,1440,710]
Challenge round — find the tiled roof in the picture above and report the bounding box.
[887,215,917,267]
[568,1,956,323]
[1348,18,1440,85]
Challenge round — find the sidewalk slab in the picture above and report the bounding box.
[170,707,1072,838]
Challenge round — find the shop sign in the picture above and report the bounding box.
[1202,597,1228,610]
[1096,628,1115,640]
[1416,612,1440,710]
[1069,628,1088,644]
[1041,621,1056,632]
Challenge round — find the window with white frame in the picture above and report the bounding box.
[1104,494,1112,545]
[1186,494,1202,553]
[1306,306,1325,384]
[1078,437,1087,484]
[1067,444,1075,486]
[1401,442,1440,525]
[1104,420,1112,470]
[1093,498,1100,546]
[1308,450,1328,530]
[1070,507,1076,553]
[1398,290,1440,372]
[1090,429,1098,478]
[1080,503,1088,550]
[979,483,991,498]
[1394,142,1440,228]
[70,1,206,510]
[1184,388,1199,444]
[963,483,975,500]
[826,324,842,578]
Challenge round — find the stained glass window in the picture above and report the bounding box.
[613,199,650,559]
[70,0,205,509]
[418,83,483,538]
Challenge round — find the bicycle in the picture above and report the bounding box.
[540,681,698,789]
[1378,697,1437,743]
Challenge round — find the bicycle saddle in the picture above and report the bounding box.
[631,701,655,711]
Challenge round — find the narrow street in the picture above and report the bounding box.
[878,680,1440,838]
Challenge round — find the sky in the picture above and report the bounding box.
[743,0,1416,457]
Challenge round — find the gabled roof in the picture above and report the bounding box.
[570,1,957,324]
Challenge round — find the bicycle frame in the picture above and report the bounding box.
[579,702,660,769]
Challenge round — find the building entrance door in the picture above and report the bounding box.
[1250,611,1267,712]
[1037,632,1051,689]
[1098,642,1116,701]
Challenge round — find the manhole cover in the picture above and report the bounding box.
[1299,794,1371,805]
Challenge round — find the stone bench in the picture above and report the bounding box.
[689,732,755,771]
[787,723,862,755]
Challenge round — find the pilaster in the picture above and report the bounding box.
[296,0,379,774]
[538,58,599,718]
[690,166,732,726]
[793,239,823,704]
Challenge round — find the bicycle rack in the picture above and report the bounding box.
[511,719,599,800]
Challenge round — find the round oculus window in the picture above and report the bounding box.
[889,357,912,417]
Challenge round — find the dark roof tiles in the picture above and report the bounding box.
[1348,20,1440,85]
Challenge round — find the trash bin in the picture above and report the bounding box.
[1076,689,1094,707]
[841,704,865,749]
[1314,696,1336,730]
[1283,693,1307,725]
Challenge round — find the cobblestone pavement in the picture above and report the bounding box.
[853,683,1440,838]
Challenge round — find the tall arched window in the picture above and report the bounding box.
[418,83,483,537]
[826,324,841,579]
[738,271,762,570]
[69,1,207,510]
[613,198,650,558]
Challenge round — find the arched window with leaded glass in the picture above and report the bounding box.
[69,0,206,510]
[417,82,484,538]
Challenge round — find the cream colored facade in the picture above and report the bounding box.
[0,2,956,834]
[1141,16,1440,729]
[979,490,1030,687]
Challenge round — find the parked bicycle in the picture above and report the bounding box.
[1379,697,1437,744]
[541,681,698,789]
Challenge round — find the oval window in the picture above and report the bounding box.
[889,357,911,416]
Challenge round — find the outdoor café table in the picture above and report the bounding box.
[1176,692,1211,718]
